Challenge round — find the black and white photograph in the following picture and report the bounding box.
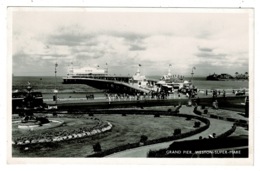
[8,7,253,164]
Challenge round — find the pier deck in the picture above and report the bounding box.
[63,77,157,94]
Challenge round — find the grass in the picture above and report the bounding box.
[12,117,99,140]
[12,113,200,157]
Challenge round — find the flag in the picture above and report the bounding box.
[193,67,196,70]
[55,63,58,67]
[139,64,142,67]
[169,64,172,66]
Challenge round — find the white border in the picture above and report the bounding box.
[1,0,259,170]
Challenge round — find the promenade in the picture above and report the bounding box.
[44,90,247,112]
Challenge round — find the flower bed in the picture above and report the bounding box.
[12,115,113,145]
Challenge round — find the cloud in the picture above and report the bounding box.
[47,25,97,46]
[129,44,146,51]
[12,9,250,76]
[198,47,213,52]
[195,52,227,59]
[194,46,228,61]
[196,30,212,39]
[110,31,148,41]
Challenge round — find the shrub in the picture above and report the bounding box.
[154,114,160,117]
[186,116,191,120]
[89,113,94,116]
[173,128,181,136]
[18,112,25,117]
[167,109,172,112]
[194,121,201,128]
[122,113,127,116]
[140,135,148,143]
[35,117,50,125]
[193,106,202,115]
[203,109,208,114]
[93,142,102,152]
[210,114,218,119]
[53,112,57,117]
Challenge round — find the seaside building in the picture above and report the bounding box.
[66,64,108,78]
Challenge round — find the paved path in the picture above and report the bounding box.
[106,107,234,158]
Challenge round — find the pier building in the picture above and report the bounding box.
[63,65,157,94]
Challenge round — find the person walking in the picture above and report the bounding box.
[108,95,111,104]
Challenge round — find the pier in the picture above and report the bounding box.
[63,76,158,95]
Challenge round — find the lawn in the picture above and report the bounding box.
[12,113,200,157]
[12,117,99,140]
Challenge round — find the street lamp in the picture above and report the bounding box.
[106,63,108,75]
[54,62,58,105]
[168,64,172,76]
[191,67,196,82]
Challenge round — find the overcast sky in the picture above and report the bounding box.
[12,8,251,77]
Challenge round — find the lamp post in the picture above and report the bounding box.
[54,62,58,105]
[191,67,196,82]
[168,64,172,76]
[106,63,108,75]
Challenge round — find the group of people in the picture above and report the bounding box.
[204,89,247,97]
[86,94,95,100]
[150,91,170,100]
[185,89,197,98]
[105,90,174,104]
[105,93,132,104]
[204,89,226,97]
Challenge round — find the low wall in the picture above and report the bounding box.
[216,124,237,138]
[206,113,248,128]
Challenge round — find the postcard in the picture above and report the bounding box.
[7,7,254,165]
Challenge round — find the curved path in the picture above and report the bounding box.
[106,107,234,158]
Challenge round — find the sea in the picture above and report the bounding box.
[12,76,249,100]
